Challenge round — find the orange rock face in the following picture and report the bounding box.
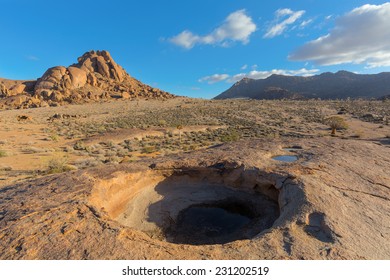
[0,50,175,109]
[0,138,389,259]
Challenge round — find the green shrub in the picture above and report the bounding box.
[220,130,240,142]
[73,141,86,150]
[50,134,59,141]
[158,119,167,126]
[47,156,74,174]
[142,146,156,154]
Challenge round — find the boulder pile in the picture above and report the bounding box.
[0,50,174,109]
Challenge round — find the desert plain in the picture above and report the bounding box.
[0,95,389,259]
[0,50,389,260]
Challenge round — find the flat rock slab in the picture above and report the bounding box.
[0,138,389,259]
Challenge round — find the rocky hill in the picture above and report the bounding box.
[0,50,174,109]
[214,71,390,100]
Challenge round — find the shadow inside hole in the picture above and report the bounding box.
[90,166,308,247]
[165,197,279,245]
[145,171,280,245]
[283,145,303,152]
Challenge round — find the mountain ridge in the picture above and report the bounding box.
[214,71,390,100]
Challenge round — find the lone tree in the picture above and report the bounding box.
[323,116,348,135]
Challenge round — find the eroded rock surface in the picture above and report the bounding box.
[0,138,389,259]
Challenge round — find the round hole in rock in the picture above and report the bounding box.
[166,195,279,245]
[90,168,282,245]
[283,146,303,152]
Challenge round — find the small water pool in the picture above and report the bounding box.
[272,155,298,162]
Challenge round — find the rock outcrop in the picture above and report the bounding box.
[0,79,34,98]
[0,50,174,109]
[0,138,389,259]
[0,83,8,97]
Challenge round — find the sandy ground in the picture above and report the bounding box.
[1,98,389,188]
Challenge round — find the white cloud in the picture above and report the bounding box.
[169,10,256,49]
[199,68,320,84]
[264,8,305,38]
[241,64,248,70]
[289,3,390,68]
[198,74,230,84]
[169,31,200,49]
[300,19,313,28]
[228,68,319,83]
[26,55,39,61]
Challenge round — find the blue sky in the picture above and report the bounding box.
[1,0,390,98]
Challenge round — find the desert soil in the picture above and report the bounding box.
[0,98,389,259]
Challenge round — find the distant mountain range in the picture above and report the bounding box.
[214,71,390,100]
